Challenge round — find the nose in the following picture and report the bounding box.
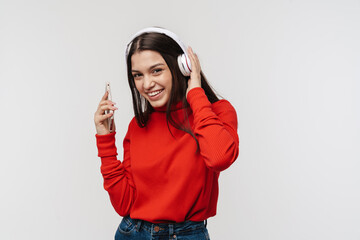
[143,75,155,90]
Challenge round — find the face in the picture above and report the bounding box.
[131,50,172,108]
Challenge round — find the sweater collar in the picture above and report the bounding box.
[153,101,186,112]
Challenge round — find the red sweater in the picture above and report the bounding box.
[96,87,239,223]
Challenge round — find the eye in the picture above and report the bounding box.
[152,69,163,75]
[132,73,142,80]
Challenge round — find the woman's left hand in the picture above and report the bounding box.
[186,47,202,97]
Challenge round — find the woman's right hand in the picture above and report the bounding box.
[94,91,118,135]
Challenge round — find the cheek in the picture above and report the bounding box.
[134,81,142,92]
[164,73,173,89]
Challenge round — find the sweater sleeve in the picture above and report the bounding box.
[187,87,239,172]
[96,121,136,216]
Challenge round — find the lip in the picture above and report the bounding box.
[147,89,164,100]
[146,89,163,94]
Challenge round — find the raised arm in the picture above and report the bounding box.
[187,87,239,172]
[185,47,239,172]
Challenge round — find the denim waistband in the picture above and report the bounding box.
[124,216,207,235]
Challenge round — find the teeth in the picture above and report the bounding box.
[148,89,163,97]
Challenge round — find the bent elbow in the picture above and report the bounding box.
[205,142,239,172]
[108,186,135,217]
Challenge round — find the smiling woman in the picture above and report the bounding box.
[93,27,239,240]
[131,50,172,108]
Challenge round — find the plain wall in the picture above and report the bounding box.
[0,0,359,239]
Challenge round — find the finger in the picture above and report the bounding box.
[188,47,200,67]
[99,100,116,107]
[95,103,117,117]
[100,105,118,112]
[188,47,195,60]
[96,105,117,116]
[188,48,201,74]
[190,47,199,64]
[101,90,109,101]
[97,100,116,113]
[97,112,114,123]
[190,50,200,67]
[194,54,201,70]
[187,47,196,68]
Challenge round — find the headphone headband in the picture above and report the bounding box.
[125,27,191,76]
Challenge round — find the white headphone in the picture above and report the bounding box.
[125,27,192,76]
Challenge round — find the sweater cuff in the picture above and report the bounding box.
[96,132,118,157]
[186,87,211,111]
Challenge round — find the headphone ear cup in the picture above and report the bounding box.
[177,54,192,76]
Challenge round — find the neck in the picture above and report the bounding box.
[153,101,186,112]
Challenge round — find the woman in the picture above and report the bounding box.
[94,27,239,240]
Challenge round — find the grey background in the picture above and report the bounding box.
[1,0,359,239]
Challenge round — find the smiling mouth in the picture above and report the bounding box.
[147,89,164,97]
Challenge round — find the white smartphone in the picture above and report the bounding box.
[105,82,114,132]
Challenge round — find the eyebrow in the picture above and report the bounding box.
[132,63,165,73]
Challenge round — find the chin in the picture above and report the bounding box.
[149,101,167,108]
[146,94,169,108]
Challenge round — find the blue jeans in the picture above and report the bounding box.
[115,216,210,240]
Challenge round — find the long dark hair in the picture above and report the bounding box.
[126,31,219,148]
